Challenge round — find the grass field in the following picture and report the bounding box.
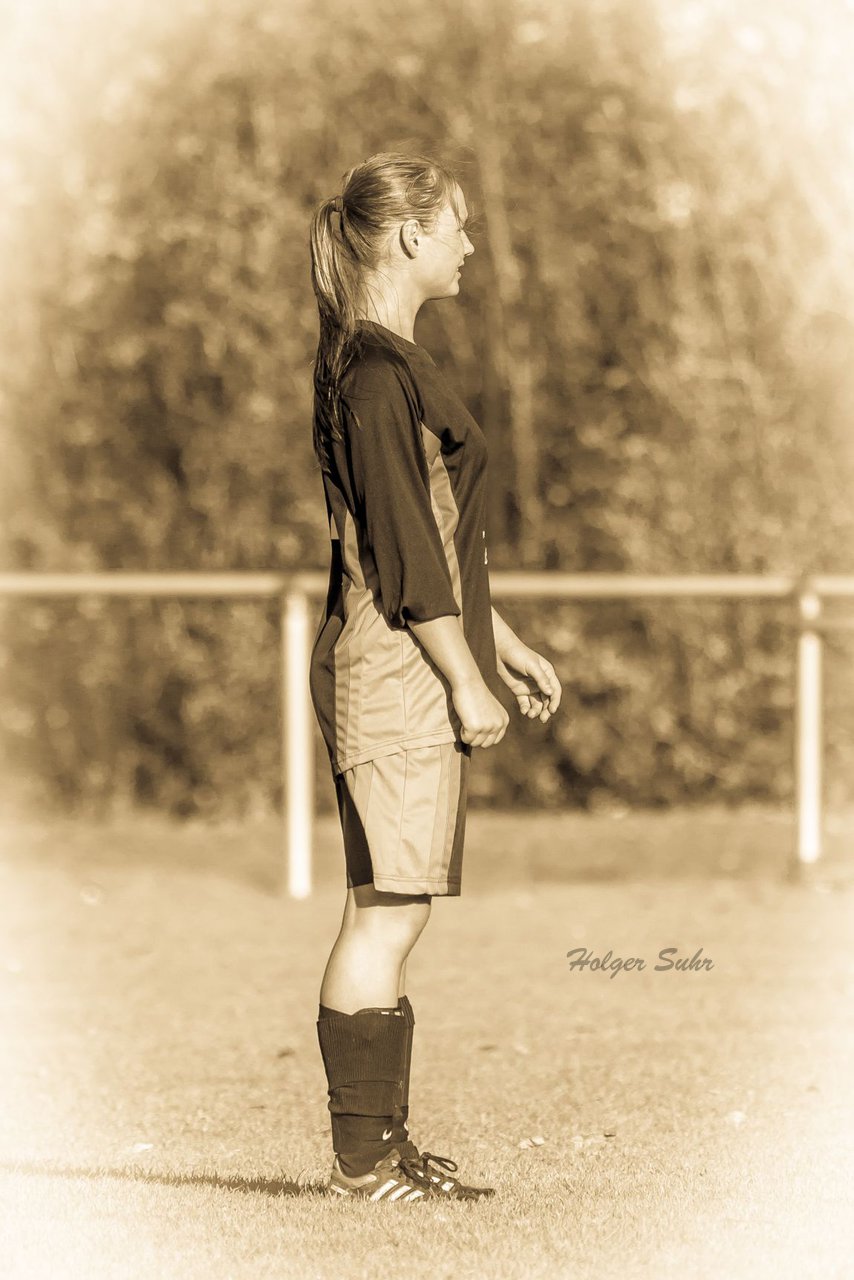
[2,806,853,1280]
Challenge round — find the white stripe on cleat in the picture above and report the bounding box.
[369,1179,398,1201]
[387,1184,411,1200]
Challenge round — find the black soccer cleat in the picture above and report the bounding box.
[395,1150,496,1200]
[327,1147,495,1202]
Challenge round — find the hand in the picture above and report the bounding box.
[496,642,562,723]
[451,676,510,749]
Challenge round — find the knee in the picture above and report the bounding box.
[349,888,432,955]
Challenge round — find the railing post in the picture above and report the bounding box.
[794,587,823,873]
[282,588,313,899]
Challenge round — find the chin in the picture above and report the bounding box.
[427,281,461,302]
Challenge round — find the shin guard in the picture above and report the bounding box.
[317,1006,406,1176]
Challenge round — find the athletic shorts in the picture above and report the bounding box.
[333,740,472,897]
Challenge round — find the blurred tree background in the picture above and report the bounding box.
[1,0,853,819]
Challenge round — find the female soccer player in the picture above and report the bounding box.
[308,152,561,1202]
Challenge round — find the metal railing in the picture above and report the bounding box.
[1,571,851,895]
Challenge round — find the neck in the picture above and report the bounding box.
[357,277,423,344]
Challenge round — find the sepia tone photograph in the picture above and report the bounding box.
[1,0,853,1275]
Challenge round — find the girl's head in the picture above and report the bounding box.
[309,152,474,472]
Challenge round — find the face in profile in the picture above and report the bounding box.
[415,186,475,301]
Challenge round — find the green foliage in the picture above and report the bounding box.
[1,0,853,816]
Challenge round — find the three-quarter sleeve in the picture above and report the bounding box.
[342,352,462,630]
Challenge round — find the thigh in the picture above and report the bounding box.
[336,741,470,898]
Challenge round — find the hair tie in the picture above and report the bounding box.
[331,196,343,214]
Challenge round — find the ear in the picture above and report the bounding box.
[400,217,420,259]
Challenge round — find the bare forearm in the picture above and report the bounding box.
[407,614,484,690]
[491,605,523,661]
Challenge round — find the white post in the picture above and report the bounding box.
[795,589,822,868]
[282,589,313,899]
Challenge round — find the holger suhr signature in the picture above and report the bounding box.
[566,947,714,978]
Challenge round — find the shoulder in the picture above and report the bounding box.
[341,334,420,411]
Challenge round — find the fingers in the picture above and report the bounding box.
[514,656,562,715]
[464,730,504,748]
[518,687,558,722]
[503,652,563,718]
[534,659,561,713]
[463,711,510,748]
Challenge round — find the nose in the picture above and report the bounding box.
[463,232,474,258]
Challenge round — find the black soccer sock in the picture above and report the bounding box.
[316,1004,407,1177]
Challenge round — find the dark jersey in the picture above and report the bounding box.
[309,319,501,776]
